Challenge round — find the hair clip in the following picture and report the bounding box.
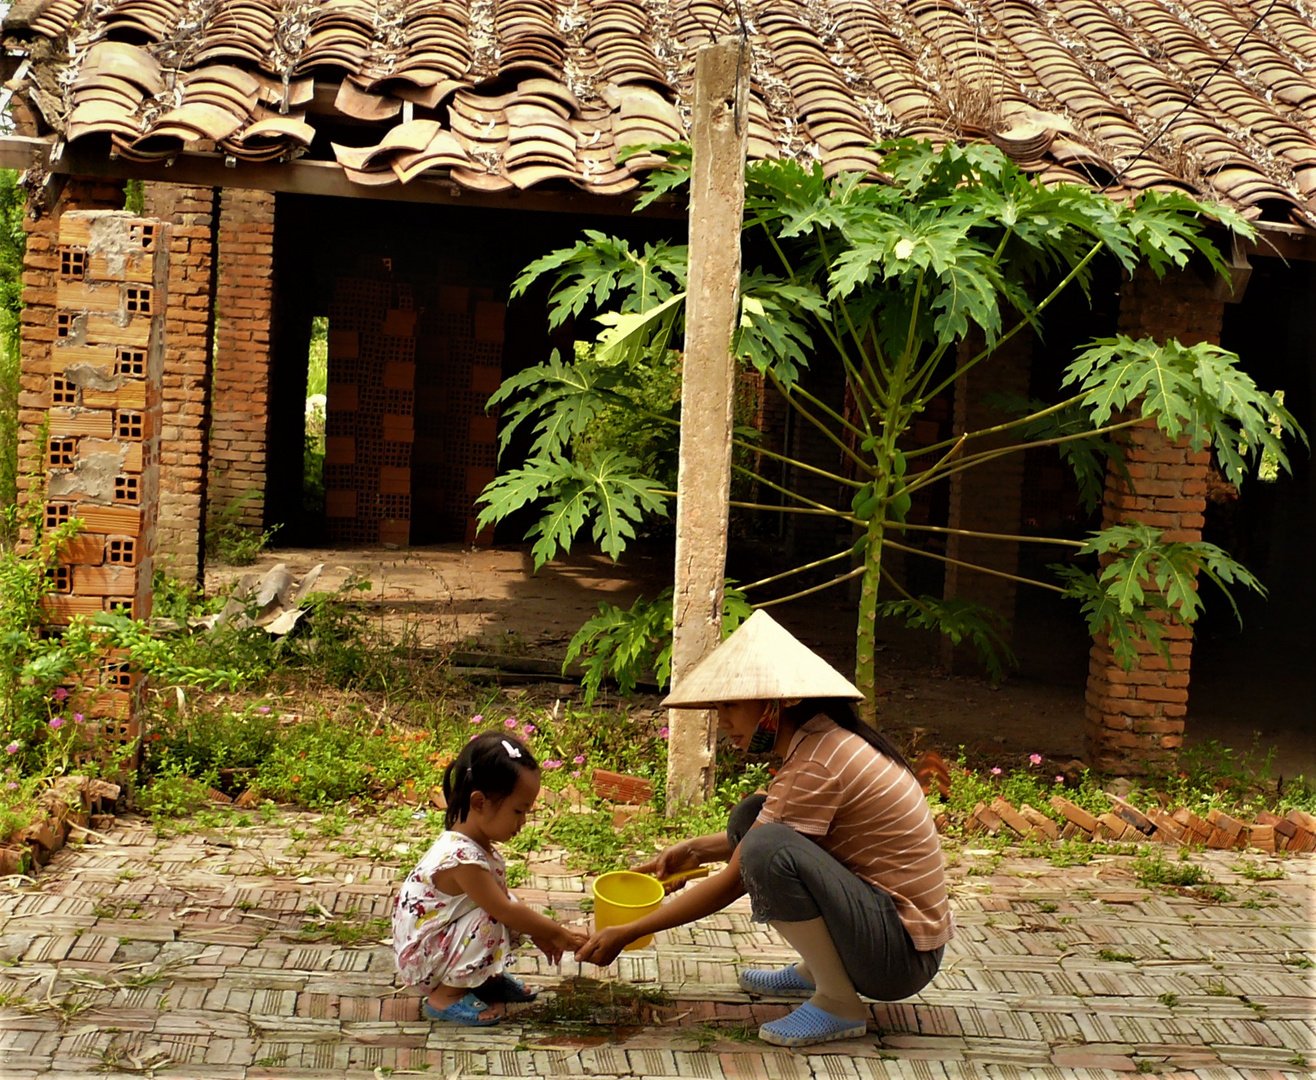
[501,740,522,759]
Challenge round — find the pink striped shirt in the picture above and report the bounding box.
[758,715,954,951]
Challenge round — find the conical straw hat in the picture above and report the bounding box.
[662,609,863,708]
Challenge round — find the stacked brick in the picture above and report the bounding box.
[38,211,168,769]
[324,274,416,546]
[140,183,217,582]
[1085,267,1224,775]
[0,776,120,875]
[413,285,503,546]
[209,188,275,532]
[963,793,1316,853]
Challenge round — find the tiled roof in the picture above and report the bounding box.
[4,0,1315,224]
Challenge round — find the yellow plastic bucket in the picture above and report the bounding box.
[591,870,666,950]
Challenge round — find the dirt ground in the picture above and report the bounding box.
[208,542,1316,780]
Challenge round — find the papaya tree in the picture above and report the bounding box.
[477,140,1302,717]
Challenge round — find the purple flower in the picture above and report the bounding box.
[990,767,1002,776]
[1028,753,1042,766]
[573,754,586,765]
[73,713,84,724]
[5,743,18,755]
[470,714,484,725]
[570,770,581,778]
[659,727,670,739]
[522,723,536,735]
[543,759,563,770]
[4,782,16,790]
[257,706,271,714]
[53,687,68,702]
[49,717,65,730]
[504,718,517,728]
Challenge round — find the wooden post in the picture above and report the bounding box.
[666,38,749,809]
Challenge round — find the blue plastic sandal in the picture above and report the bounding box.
[758,1002,868,1047]
[476,973,538,1003]
[737,965,815,998]
[422,992,500,1026]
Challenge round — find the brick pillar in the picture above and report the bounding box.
[16,179,126,518]
[209,188,274,530]
[1084,268,1223,775]
[36,209,167,770]
[141,183,217,584]
[941,330,1032,670]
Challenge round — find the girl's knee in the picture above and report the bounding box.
[726,794,767,848]
[738,823,798,882]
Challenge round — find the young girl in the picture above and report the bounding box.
[393,731,585,1025]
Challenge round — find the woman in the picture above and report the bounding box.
[575,610,953,1047]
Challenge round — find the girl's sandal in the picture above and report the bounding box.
[475,973,538,1004]
[423,993,500,1026]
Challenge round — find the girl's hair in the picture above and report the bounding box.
[442,731,539,829]
[783,698,915,775]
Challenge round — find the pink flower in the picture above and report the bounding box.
[1029,753,1042,766]
[570,770,581,778]
[470,714,484,725]
[504,718,517,728]
[543,759,563,770]
[469,733,480,741]
[522,723,536,734]
[49,717,65,730]
[257,706,271,714]
[659,727,670,739]
[1055,774,1066,784]
[73,713,83,724]
[573,755,586,765]
[990,767,1002,776]
[4,782,16,790]
[5,743,17,754]
[53,687,68,701]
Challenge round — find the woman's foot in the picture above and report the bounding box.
[424,987,500,1026]
[737,964,815,998]
[757,1001,868,1047]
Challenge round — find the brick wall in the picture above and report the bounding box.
[209,188,275,530]
[17,179,127,519]
[30,208,168,769]
[1085,267,1223,774]
[942,331,1032,671]
[140,183,217,583]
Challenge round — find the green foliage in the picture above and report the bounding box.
[564,585,752,703]
[1133,849,1211,889]
[206,491,279,566]
[1054,524,1265,669]
[476,451,669,569]
[486,138,1294,704]
[0,170,25,526]
[1064,336,1302,485]
[876,596,1017,683]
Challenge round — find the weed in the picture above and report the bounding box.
[1157,992,1177,1008]
[1133,850,1210,889]
[206,491,278,566]
[1038,901,1058,913]
[1203,980,1229,996]
[1281,955,1314,969]
[1233,860,1284,881]
[1194,884,1234,904]
[1098,949,1137,963]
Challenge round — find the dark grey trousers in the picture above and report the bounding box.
[728,794,944,1001]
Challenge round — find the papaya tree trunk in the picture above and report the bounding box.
[854,503,888,725]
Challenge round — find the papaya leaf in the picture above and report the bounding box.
[486,350,631,459]
[876,595,1017,683]
[1052,564,1166,670]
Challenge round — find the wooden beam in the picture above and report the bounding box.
[0,134,682,219]
[665,38,750,809]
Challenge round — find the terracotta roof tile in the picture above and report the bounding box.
[4,0,1314,222]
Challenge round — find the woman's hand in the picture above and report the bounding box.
[575,926,632,967]
[634,840,702,891]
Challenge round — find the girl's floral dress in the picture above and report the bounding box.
[393,831,520,989]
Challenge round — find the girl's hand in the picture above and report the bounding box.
[534,926,587,963]
[575,926,631,967]
[532,932,565,964]
[634,840,701,890]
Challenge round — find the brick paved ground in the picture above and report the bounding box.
[1,809,1312,1079]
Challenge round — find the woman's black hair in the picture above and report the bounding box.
[442,731,539,829]
[783,698,915,775]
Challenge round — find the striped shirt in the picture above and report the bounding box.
[757,715,954,951]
